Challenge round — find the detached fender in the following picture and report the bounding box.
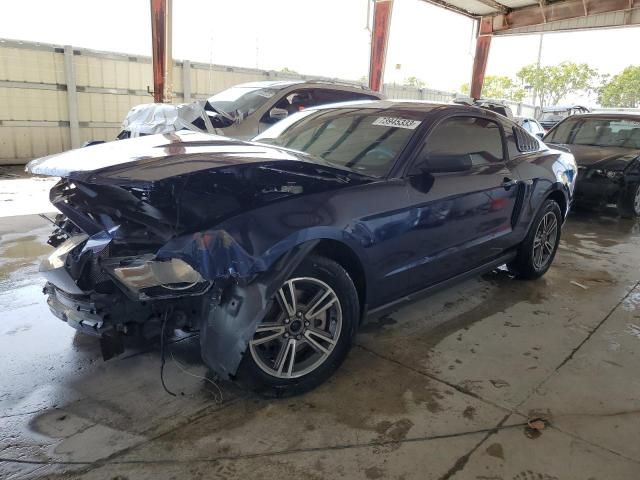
[199,240,318,379]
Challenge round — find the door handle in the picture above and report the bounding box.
[502,177,518,189]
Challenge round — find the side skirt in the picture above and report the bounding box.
[366,251,517,319]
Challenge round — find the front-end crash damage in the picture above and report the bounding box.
[31,138,369,377]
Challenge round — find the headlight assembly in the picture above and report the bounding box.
[592,169,624,180]
[103,255,210,298]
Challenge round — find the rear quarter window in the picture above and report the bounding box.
[513,126,539,153]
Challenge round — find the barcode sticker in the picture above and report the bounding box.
[372,117,421,130]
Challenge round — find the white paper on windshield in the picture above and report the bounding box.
[372,117,421,129]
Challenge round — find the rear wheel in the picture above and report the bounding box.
[236,255,359,397]
[617,182,640,219]
[509,199,562,280]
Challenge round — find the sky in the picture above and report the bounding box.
[1,0,639,95]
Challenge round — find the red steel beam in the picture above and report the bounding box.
[470,19,492,100]
[150,0,173,103]
[368,0,394,92]
[485,0,640,33]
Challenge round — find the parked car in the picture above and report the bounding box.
[515,116,546,139]
[27,101,576,396]
[453,97,514,119]
[119,80,383,140]
[544,113,640,217]
[538,105,590,131]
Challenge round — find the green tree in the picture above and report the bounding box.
[460,75,526,102]
[404,76,425,88]
[598,66,640,108]
[516,62,598,108]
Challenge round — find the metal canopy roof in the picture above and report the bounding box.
[422,0,640,34]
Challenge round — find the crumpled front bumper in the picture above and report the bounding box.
[574,168,622,206]
[44,284,113,336]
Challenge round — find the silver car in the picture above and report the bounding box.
[515,116,546,139]
[120,80,383,141]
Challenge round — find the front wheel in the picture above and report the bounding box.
[509,199,562,280]
[236,255,359,397]
[617,182,640,219]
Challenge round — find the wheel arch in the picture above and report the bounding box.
[311,239,367,321]
[546,188,568,221]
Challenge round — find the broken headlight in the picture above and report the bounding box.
[103,255,210,298]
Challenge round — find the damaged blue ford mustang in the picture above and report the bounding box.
[27,100,577,396]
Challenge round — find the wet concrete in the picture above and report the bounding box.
[1,210,640,479]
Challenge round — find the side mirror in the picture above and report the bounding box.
[421,154,473,174]
[269,107,289,121]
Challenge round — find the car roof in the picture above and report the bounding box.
[561,112,640,121]
[308,99,507,119]
[542,105,590,112]
[232,79,377,93]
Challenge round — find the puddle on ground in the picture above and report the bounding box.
[0,231,52,285]
[622,291,640,312]
[153,346,452,446]
[625,323,640,340]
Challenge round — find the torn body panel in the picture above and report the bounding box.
[200,241,318,378]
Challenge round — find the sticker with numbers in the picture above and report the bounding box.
[372,117,422,129]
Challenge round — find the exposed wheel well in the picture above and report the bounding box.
[547,189,567,220]
[312,240,366,318]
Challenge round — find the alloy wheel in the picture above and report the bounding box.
[249,277,342,379]
[532,211,558,270]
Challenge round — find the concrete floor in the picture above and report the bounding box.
[1,210,640,480]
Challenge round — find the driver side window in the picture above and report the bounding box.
[412,116,504,174]
[261,89,315,125]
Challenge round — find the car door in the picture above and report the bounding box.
[402,114,521,291]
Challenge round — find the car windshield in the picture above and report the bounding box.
[545,117,640,149]
[254,108,419,177]
[207,85,282,117]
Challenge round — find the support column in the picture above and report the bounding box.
[150,0,173,103]
[470,18,492,100]
[368,0,393,92]
[182,60,191,102]
[63,45,80,149]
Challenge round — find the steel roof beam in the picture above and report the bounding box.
[418,0,476,17]
[484,0,640,33]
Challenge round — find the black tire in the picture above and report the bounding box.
[235,254,359,397]
[509,199,562,280]
[617,182,640,219]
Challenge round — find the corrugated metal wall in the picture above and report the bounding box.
[0,38,536,165]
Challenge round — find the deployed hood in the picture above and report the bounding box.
[550,144,640,170]
[28,132,371,244]
[26,131,348,182]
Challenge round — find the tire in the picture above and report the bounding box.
[235,254,359,397]
[617,182,640,219]
[509,199,562,280]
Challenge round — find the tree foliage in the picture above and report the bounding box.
[598,66,640,108]
[516,62,598,107]
[460,75,526,102]
[404,76,425,88]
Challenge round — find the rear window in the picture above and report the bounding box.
[255,109,420,177]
